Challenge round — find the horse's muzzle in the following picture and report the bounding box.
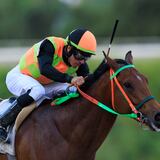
[143,112,160,132]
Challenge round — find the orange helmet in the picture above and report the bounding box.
[66,28,97,55]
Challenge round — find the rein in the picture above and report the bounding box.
[77,64,155,120]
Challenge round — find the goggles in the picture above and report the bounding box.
[72,49,91,61]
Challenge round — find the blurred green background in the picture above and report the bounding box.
[0,0,160,159]
[0,0,160,41]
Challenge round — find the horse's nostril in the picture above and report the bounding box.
[154,113,160,122]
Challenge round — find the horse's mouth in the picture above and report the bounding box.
[143,118,160,132]
[149,122,160,132]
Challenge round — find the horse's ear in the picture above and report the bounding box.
[125,51,133,64]
[105,56,119,70]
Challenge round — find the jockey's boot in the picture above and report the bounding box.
[0,92,34,142]
[0,101,22,128]
[0,101,22,142]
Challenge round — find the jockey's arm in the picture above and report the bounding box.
[76,63,90,77]
[37,39,73,83]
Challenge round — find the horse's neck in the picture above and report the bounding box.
[62,72,117,152]
[87,73,111,102]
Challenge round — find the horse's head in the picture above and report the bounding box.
[105,51,160,131]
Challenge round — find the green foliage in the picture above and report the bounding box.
[111,0,160,37]
[0,0,61,38]
[0,0,160,39]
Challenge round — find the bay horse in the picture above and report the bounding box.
[0,51,160,160]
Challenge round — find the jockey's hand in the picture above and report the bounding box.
[71,76,85,86]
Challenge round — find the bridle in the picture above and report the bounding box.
[77,64,155,121]
[110,64,155,120]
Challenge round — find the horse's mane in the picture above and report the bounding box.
[115,59,129,65]
[81,58,128,90]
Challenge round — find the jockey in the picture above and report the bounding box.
[0,28,97,141]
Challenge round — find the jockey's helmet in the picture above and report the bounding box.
[66,28,97,55]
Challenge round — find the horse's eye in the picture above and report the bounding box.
[123,82,133,90]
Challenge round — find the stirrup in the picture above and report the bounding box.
[52,86,77,100]
[52,91,67,100]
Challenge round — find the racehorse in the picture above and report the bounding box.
[0,51,160,160]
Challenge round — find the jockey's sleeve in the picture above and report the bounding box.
[37,39,73,83]
[76,63,90,77]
